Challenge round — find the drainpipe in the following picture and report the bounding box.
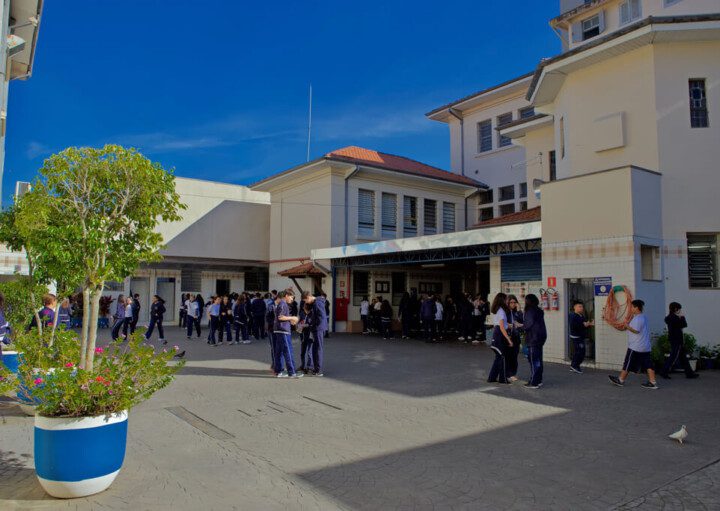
[448,108,465,177]
[344,164,361,246]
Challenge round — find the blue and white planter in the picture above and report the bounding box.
[34,410,128,498]
[1,349,19,374]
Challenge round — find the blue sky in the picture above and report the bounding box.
[4,0,559,204]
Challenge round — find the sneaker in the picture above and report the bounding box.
[290,373,304,379]
[210,343,218,347]
[312,372,324,377]
[276,371,289,378]
[458,337,465,341]
[524,383,540,389]
[570,366,583,374]
[509,376,519,382]
[471,340,480,345]
[242,340,252,344]
[641,381,659,390]
[608,375,624,387]
[686,373,700,379]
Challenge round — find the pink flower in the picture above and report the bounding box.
[95,347,104,354]
[33,378,43,386]
[162,348,167,353]
[65,362,74,368]
[173,345,180,351]
[108,390,113,395]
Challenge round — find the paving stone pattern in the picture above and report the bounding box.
[1,327,718,510]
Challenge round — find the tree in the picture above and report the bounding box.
[4,145,184,370]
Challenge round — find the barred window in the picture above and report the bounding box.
[688,234,718,288]
[423,199,437,235]
[477,120,492,153]
[403,196,418,237]
[497,112,513,147]
[381,193,397,238]
[689,79,709,128]
[358,189,375,236]
[442,202,456,233]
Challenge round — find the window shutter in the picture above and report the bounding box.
[381,193,397,238]
[403,196,417,236]
[424,199,437,235]
[442,202,455,233]
[571,21,582,43]
[358,189,375,235]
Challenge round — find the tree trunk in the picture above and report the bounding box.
[79,286,91,369]
[85,289,102,371]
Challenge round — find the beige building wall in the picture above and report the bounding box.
[521,123,556,209]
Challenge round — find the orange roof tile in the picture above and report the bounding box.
[472,206,541,229]
[277,262,326,278]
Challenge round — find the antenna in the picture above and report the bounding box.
[306,83,313,162]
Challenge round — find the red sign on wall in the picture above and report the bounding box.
[547,276,557,288]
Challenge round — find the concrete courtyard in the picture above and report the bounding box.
[1,326,718,511]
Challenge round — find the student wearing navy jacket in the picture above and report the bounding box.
[219,296,233,344]
[250,293,267,340]
[568,300,594,374]
[660,302,699,379]
[208,297,221,346]
[233,295,250,344]
[273,290,302,378]
[145,295,166,343]
[506,295,523,381]
[302,291,328,376]
[520,294,547,389]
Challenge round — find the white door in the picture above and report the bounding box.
[129,278,151,323]
[156,278,176,323]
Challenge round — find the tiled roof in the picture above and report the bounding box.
[325,146,485,187]
[472,206,541,229]
[277,262,326,278]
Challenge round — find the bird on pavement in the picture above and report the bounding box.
[668,425,688,444]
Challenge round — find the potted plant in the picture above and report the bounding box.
[0,145,185,498]
[14,328,183,498]
[652,330,698,372]
[698,345,717,370]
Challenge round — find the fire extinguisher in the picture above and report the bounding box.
[539,288,549,310]
[549,288,559,311]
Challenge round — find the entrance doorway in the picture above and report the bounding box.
[216,279,230,296]
[129,277,150,323]
[566,278,596,360]
[157,277,176,323]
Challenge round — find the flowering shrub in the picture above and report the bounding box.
[14,329,184,418]
[0,365,16,395]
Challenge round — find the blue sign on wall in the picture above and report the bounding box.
[594,277,612,296]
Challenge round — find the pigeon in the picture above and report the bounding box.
[668,425,688,444]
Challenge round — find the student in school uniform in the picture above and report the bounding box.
[521,294,547,389]
[111,294,126,340]
[219,295,233,345]
[434,296,444,341]
[303,291,328,376]
[233,295,251,344]
[273,291,302,378]
[130,293,141,334]
[609,299,659,390]
[145,295,167,344]
[487,293,513,385]
[660,302,699,379]
[179,293,188,328]
[506,294,523,382]
[298,301,314,373]
[250,293,267,340]
[360,296,370,334]
[569,300,594,374]
[57,298,72,330]
[380,299,393,340]
[185,294,200,339]
[208,297,221,346]
[29,294,58,332]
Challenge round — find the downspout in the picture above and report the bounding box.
[344,164,361,246]
[448,108,465,177]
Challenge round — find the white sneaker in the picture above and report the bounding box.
[276,371,289,378]
[458,337,465,341]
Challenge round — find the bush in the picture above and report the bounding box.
[651,330,698,365]
[14,329,184,418]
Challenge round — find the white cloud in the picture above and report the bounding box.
[26,141,51,159]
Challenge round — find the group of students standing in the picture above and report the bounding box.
[359,292,491,343]
[111,293,170,347]
[178,289,329,377]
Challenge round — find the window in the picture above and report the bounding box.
[687,234,718,288]
[479,207,494,222]
[664,0,682,6]
[519,106,535,119]
[689,79,709,128]
[419,282,443,295]
[353,271,369,306]
[559,117,566,159]
[381,193,397,238]
[477,120,492,152]
[520,201,528,211]
[478,189,494,205]
[442,202,456,233]
[104,281,124,291]
[549,150,557,181]
[641,245,661,281]
[392,272,406,305]
[499,203,516,216]
[375,281,390,294]
[358,189,375,236]
[245,269,269,291]
[423,199,437,235]
[519,182,527,198]
[582,14,601,40]
[403,196,418,237]
[499,185,515,202]
[497,112,513,147]
[620,0,641,25]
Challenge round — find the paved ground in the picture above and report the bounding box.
[1,326,718,511]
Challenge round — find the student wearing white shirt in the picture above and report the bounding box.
[487,293,513,384]
[434,299,444,340]
[185,294,201,339]
[609,299,658,389]
[360,297,370,334]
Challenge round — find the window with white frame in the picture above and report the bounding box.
[687,234,719,288]
[477,120,492,153]
[620,0,641,25]
[358,189,375,237]
[497,112,513,147]
[689,79,709,128]
[641,245,661,281]
[403,196,418,237]
[442,202,456,233]
[581,13,601,40]
[519,106,535,119]
[381,192,397,238]
[423,199,437,235]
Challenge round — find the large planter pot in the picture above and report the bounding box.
[1,350,19,373]
[34,410,128,498]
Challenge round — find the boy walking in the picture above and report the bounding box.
[609,300,658,389]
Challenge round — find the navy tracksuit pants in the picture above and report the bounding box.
[208,316,219,344]
[111,317,129,340]
[234,321,248,342]
[312,330,324,374]
[488,327,509,383]
[145,317,164,341]
[252,315,266,340]
[661,341,694,376]
[299,330,313,371]
[571,337,586,369]
[273,332,296,375]
[527,345,544,386]
[186,316,201,337]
